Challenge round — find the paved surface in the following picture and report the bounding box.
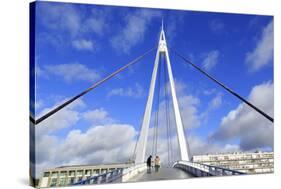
[128,167,193,182]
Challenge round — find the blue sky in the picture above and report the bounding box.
[33,1,273,177]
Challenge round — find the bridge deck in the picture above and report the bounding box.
[127,167,194,182]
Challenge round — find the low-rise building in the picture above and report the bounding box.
[192,151,273,174]
[38,163,132,188]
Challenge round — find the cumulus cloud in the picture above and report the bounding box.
[37,3,111,51]
[36,124,137,177]
[209,92,223,110]
[202,50,220,71]
[83,8,112,36]
[111,9,161,53]
[83,108,115,125]
[145,133,240,165]
[38,3,81,37]
[107,83,145,98]
[188,135,240,156]
[35,100,138,178]
[200,92,223,123]
[44,63,100,83]
[209,81,274,151]
[36,99,85,136]
[245,21,273,72]
[72,39,94,51]
[144,80,201,158]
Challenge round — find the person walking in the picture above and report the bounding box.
[154,156,161,172]
[146,155,152,173]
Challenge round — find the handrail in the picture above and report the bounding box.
[73,168,123,185]
[173,160,246,176]
[73,163,146,185]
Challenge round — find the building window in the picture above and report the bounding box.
[77,170,83,176]
[51,172,58,177]
[60,171,67,177]
[85,170,91,175]
[69,177,75,184]
[50,178,57,187]
[43,172,50,177]
[69,171,75,177]
[59,178,66,186]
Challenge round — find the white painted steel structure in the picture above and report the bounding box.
[135,24,190,164]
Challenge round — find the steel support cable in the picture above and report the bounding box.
[131,100,149,162]
[166,61,174,166]
[152,54,162,157]
[155,55,162,156]
[163,55,171,167]
[170,48,274,123]
[163,55,175,166]
[152,110,157,156]
[33,47,156,125]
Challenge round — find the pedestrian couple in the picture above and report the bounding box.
[146,155,161,173]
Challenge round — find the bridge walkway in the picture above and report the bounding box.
[127,167,194,182]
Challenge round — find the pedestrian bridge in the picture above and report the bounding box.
[33,22,269,188]
[128,167,193,182]
[73,161,245,185]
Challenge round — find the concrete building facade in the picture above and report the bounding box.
[192,151,273,174]
[38,163,132,188]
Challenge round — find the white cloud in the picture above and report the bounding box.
[34,79,247,178]
[209,92,223,110]
[38,3,81,37]
[209,19,225,34]
[38,4,112,51]
[145,134,240,165]
[107,83,145,98]
[56,124,137,163]
[146,81,201,146]
[209,81,274,150]
[245,21,273,72]
[83,108,115,125]
[165,14,184,45]
[203,88,216,96]
[36,99,85,136]
[200,92,223,123]
[202,50,220,71]
[35,99,138,177]
[111,9,161,53]
[83,8,111,36]
[36,124,137,177]
[179,95,201,129]
[188,135,240,156]
[44,63,100,83]
[72,39,94,51]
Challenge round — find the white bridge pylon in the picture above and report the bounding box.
[135,24,190,164]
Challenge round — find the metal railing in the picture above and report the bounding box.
[73,163,147,185]
[173,161,246,177]
[73,168,124,185]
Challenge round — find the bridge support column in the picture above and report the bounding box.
[135,23,190,164]
[134,44,161,164]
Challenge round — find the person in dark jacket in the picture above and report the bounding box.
[146,155,152,173]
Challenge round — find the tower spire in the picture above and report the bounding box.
[161,18,164,31]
